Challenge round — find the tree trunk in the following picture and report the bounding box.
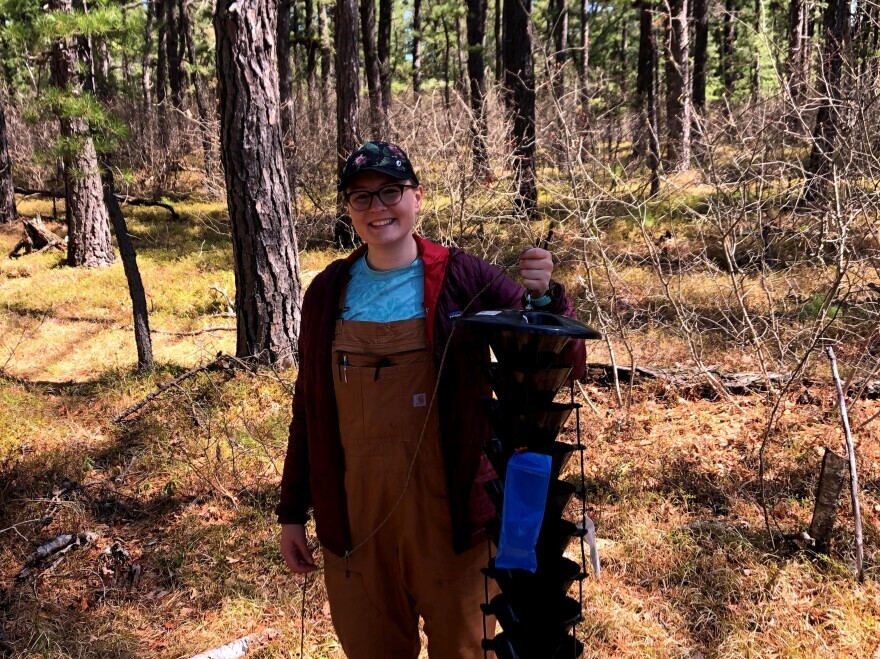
[455,10,469,104]
[494,0,502,82]
[49,0,115,268]
[549,0,568,96]
[166,0,186,108]
[547,0,568,162]
[787,0,808,103]
[378,0,392,119]
[305,0,318,95]
[750,0,761,98]
[141,0,154,122]
[692,0,709,113]
[0,87,18,224]
[319,0,332,111]
[156,0,169,144]
[664,0,691,171]
[102,166,153,370]
[412,0,422,93]
[180,0,214,180]
[278,0,297,162]
[502,0,537,216]
[466,0,490,177]
[717,0,737,104]
[336,0,361,247]
[214,0,303,367]
[579,0,590,122]
[442,15,452,111]
[635,0,660,195]
[360,0,385,137]
[804,0,851,200]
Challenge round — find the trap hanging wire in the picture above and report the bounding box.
[456,309,601,659]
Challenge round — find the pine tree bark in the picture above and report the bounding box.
[502,0,537,215]
[0,86,18,224]
[378,0,392,119]
[278,0,296,154]
[664,0,691,171]
[102,166,153,370]
[635,0,660,195]
[156,0,169,144]
[49,0,115,268]
[804,0,851,200]
[305,0,318,95]
[214,0,303,367]
[141,0,155,121]
[180,0,214,180]
[166,0,186,108]
[494,0,502,82]
[412,0,422,93]
[717,0,737,104]
[319,0,332,111]
[466,0,490,177]
[336,0,361,247]
[788,0,805,99]
[692,0,709,114]
[579,0,590,122]
[359,0,384,137]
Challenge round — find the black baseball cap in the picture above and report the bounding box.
[338,141,420,191]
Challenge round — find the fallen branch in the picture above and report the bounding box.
[151,326,236,336]
[113,354,237,423]
[16,531,98,580]
[13,186,179,220]
[584,362,880,400]
[826,347,865,581]
[188,628,279,659]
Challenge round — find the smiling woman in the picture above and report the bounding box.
[276,140,584,659]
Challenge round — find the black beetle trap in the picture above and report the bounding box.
[456,310,602,659]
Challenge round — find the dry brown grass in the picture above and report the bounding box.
[1,193,879,659]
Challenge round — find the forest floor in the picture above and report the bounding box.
[0,198,879,658]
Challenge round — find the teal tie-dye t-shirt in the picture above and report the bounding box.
[341,254,426,321]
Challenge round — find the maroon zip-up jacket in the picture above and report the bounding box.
[276,236,585,556]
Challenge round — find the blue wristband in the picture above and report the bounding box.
[524,290,552,308]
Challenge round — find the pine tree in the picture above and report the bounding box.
[214,0,303,366]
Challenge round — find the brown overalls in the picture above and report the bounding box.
[325,316,497,658]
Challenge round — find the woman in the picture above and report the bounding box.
[277,141,584,658]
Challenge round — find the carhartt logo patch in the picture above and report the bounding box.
[413,393,427,407]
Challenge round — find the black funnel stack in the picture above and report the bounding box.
[457,310,601,659]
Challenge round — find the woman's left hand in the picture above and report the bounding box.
[519,247,553,295]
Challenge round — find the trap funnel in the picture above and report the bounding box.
[457,310,600,370]
[486,363,573,406]
[484,438,582,481]
[482,398,578,448]
[484,631,584,659]
[458,309,600,659]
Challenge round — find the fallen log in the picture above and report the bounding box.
[188,628,279,659]
[584,362,879,400]
[13,186,179,220]
[8,215,65,258]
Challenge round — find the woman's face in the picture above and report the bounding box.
[345,171,423,251]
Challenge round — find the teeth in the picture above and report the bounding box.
[371,219,394,227]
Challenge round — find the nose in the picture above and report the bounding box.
[368,193,388,211]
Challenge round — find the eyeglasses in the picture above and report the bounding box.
[344,184,417,211]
